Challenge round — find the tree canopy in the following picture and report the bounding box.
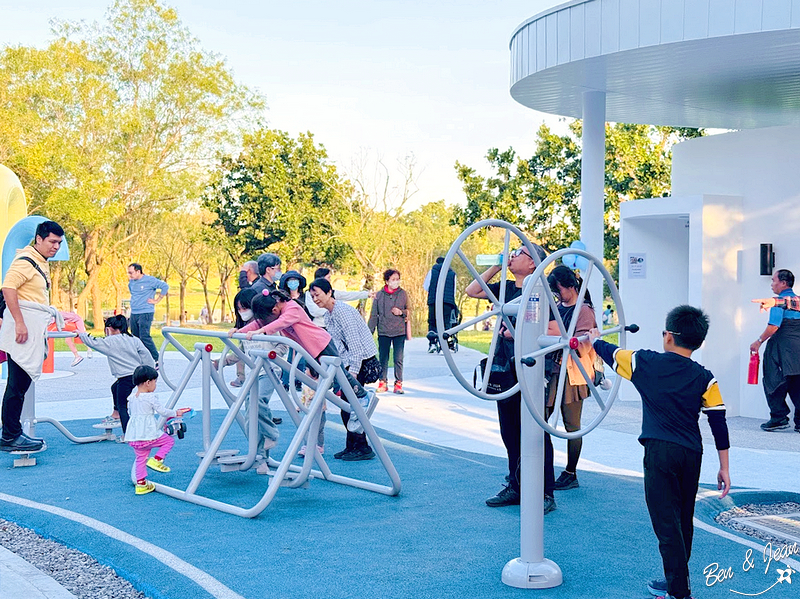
[452,122,704,277]
[204,129,352,267]
[0,0,261,324]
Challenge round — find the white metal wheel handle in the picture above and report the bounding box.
[436,218,543,401]
[514,248,631,440]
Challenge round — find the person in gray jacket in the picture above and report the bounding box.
[368,269,409,394]
[79,315,155,433]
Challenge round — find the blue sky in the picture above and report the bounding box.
[0,0,562,210]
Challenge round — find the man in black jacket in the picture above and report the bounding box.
[424,257,457,352]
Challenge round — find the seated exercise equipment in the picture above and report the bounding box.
[436,219,637,589]
[11,331,118,467]
[152,328,400,518]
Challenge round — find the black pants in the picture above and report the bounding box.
[317,342,370,452]
[1,356,33,441]
[643,439,702,599]
[766,373,800,426]
[378,335,405,383]
[111,375,136,433]
[495,382,555,497]
[130,312,159,361]
[427,303,456,337]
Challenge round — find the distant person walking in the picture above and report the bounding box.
[127,263,168,363]
[424,257,457,352]
[0,220,64,453]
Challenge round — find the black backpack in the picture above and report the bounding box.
[0,256,50,315]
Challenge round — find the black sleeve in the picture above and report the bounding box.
[706,410,730,451]
[593,339,618,367]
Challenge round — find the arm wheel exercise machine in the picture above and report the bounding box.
[435,219,636,589]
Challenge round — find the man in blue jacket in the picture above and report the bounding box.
[127,263,169,362]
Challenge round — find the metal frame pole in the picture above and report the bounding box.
[502,278,562,588]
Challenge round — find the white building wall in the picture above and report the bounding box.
[620,126,800,418]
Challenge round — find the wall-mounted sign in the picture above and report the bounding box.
[627,253,646,279]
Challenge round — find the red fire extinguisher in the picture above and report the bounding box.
[748,351,760,385]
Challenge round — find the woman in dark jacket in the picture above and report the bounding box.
[368,269,409,394]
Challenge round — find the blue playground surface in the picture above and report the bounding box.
[2,345,799,599]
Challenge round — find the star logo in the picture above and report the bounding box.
[776,566,794,584]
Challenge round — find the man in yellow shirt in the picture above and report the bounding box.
[0,220,64,452]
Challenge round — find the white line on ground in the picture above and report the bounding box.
[0,492,247,599]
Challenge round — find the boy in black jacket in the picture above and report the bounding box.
[589,305,730,599]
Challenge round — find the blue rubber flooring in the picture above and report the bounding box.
[0,411,792,599]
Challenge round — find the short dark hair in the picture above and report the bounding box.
[35,220,64,241]
[776,269,795,288]
[435,256,444,264]
[383,269,400,282]
[104,314,131,336]
[308,277,333,296]
[665,305,709,351]
[129,263,143,273]
[133,365,159,386]
[257,253,281,275]
[314,267,331,280]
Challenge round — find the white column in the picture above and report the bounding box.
[581,91,606,320]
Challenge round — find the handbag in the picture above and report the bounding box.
[358,355,382,385]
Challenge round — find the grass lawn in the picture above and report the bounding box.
[52,323,234,353]
[457,329,620,355]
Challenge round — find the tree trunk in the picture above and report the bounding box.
[77,230,102,328]
[50,266,62,308]
[91,277,103,330]
[179,279,186,325]
[109,261,123,312]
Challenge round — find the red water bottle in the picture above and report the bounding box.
[747,351,760,385]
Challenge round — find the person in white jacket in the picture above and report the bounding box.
[304,267,371,328]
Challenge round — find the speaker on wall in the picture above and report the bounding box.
[760,244,775,276]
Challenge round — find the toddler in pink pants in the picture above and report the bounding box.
[125,365,189,495]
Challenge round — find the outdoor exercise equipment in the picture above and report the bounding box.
[436,219,637,589]
[435,219,546,401]
[12,330,119,467]
[153,328,400,518]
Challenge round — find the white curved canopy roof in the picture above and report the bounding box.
[509,0,800,128]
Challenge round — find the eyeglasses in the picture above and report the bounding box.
[662,330,681,337]
[511,248,531,259]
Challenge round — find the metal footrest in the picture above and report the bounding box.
[11,445,47,467]
[217,453,250,472]
[196,449,239,459]
[92,422,122,441]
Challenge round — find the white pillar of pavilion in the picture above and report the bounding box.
[580,91,606,318]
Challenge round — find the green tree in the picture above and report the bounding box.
[0,0,261,325]
[204,129,352,268]
[453,122,703,278]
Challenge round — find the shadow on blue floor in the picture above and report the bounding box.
[0,411,785,599]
